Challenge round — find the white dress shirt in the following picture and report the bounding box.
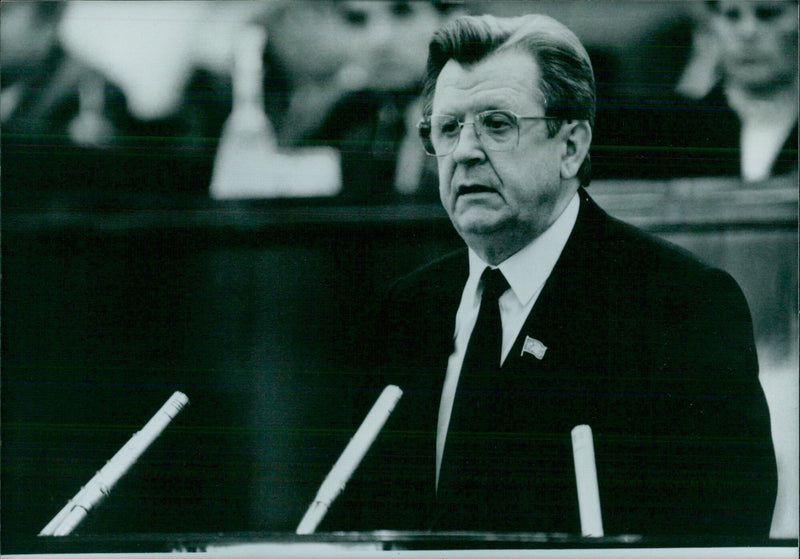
[725,85,798,182]
[435,192,580,489]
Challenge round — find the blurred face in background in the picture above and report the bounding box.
[0,2,62,86]
[268,1,359,86]
[708,0,798,92]
[334,1,452,91]
[269,1,452,92]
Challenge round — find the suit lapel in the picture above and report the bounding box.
[383,250,468,520]
[504,189,605,375]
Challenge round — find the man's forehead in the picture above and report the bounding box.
[432,51,544,114]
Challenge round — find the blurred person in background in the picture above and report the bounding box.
[690,0,798,181]
[259,0,464,200]
[1,2,74,137]
[3,0,463,201]
[0,0,124,195]
[623,0,797,181]
[2,1,257,196]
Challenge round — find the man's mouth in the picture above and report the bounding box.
[457,184,497,196]
[734,53,769,66]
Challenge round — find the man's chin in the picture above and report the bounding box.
[726,64,784,90]
[451,211,509,239]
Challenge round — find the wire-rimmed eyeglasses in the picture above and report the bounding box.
[417,109,558,157]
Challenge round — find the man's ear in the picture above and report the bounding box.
[559,120,591,180]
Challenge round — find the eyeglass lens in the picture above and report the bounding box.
[422,111,520,156]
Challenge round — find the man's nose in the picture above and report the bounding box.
[451,122,486,163]
[365,16,393,51]
[735,10,760,37]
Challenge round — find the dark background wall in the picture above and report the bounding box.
[1,198,464,550]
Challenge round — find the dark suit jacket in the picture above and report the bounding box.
[325,188,777,537]
[593,84,798,180]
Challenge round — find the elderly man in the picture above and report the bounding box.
[327,13,777,538]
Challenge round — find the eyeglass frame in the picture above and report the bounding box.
[417,109,560,157]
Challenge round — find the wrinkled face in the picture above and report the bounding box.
[709,1,798,91]
[432,50,573,258]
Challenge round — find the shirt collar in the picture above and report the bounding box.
[467,192,580,306]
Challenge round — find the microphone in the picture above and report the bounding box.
[296,385,403,535]
[571,424,604,537]
[39,391,190,536]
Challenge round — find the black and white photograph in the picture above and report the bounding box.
[1,1,797,557]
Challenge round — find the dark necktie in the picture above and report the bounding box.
[437,267,509,500]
